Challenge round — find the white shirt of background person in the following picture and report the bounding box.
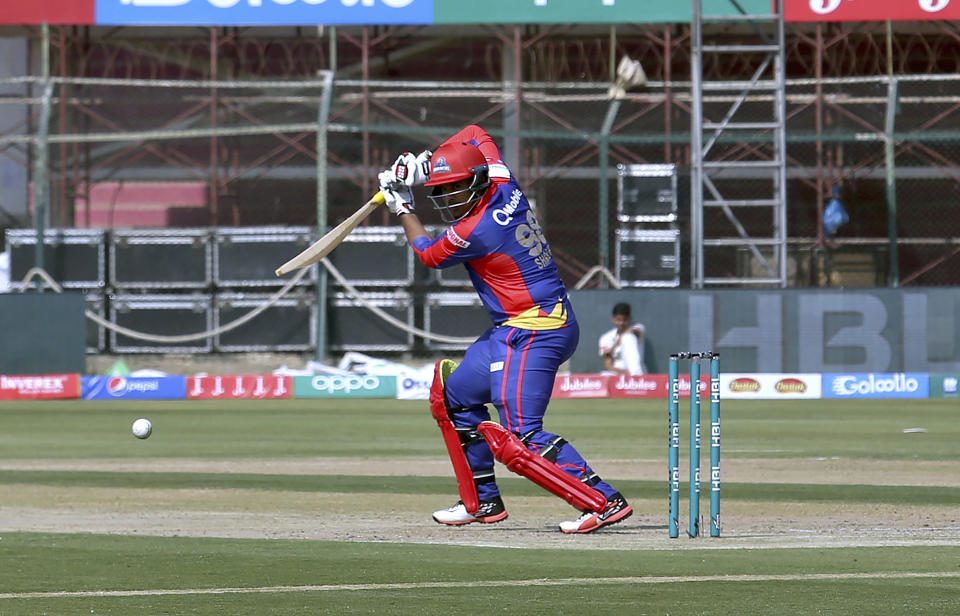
[599,321,646,375]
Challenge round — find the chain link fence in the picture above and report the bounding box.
[4,72,960,288]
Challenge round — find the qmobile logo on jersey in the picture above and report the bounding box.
[493,189,523,226]
[831,374,919,396]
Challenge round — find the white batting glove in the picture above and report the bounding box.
[378,169,415,215]
[392,150,432,187]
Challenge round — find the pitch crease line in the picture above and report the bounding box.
[3,571,960,599]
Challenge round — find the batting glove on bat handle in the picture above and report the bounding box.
[377,169,415,215]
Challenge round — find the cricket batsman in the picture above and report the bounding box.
[376,125,632,533]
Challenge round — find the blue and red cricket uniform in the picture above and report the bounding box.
[412,126,618,502]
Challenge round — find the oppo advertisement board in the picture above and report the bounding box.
[293,374,397,398]
[82,376,187,400]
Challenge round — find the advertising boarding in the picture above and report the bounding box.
[187,375,292,399]
[95,0,432,26]
[822,373,929,399]
[82,376,187,400]
[0,374,81,400]
[293,374,397,398]
[720,373,822,399]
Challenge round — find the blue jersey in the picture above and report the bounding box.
[411,126,574,331]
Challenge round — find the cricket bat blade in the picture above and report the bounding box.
[275,191,385,276]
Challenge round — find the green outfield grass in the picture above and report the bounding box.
[0,397,957,460]
[0,397,958,615]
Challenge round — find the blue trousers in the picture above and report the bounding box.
[444,321,618,502]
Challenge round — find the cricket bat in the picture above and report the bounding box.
[275,191,386,276]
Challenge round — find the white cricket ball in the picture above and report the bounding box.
[132,418,152,439]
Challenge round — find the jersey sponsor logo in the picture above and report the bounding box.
[490,361,504,372]
[445,226,470,248]
[492,188,523,225]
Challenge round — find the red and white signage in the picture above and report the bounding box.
[786,0,960,22]
[0,373,81,400]
[720,373,822,399]
[187,375,292,400]
[551,374,609,399]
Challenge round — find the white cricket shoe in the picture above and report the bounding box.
[559,492,633,534]
[432,497,508,526]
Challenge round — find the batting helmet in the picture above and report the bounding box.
[425,141,491,222]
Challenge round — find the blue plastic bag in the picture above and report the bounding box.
[822,187,849,236]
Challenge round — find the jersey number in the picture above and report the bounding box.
[515,211,552,268]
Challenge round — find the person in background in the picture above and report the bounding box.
[375,124,632,534]
[599,302,646,376]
